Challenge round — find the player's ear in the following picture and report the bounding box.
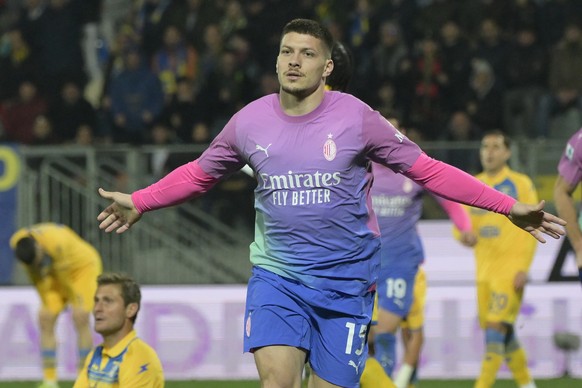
[126,302,139,320]
[323,59,334,78]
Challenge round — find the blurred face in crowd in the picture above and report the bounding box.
[276,32,332,98]
[19,81,37,102]
[480,133,510,175]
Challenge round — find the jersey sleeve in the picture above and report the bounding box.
[557,130,582,186]
[361,109,422,173]
[196,113,247,178]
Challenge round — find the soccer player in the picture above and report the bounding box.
[74,272,164,387]
[325,42,474,388]
[464,131,538,388]
[394,267,426,388]
[96,19,564,388]
[369,118,477,388]
[554,126,582,285]
[10,223,103,388]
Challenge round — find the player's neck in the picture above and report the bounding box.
[279,84,325,116]
[484,165,506,177]
[102,325,133,349]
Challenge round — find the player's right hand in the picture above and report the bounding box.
[459,231,478,247]
[97,188,142,233]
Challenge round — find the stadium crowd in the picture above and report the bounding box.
[0,0,581,154]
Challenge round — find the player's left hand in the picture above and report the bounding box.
[508,200,566,243]
[97,188,142,233]
[513,271,528,292]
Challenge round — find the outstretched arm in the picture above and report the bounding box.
[97,160,219,233]
[405,154,566,243]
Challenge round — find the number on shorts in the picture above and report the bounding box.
[386,278,407,299]
[345,322,367,355]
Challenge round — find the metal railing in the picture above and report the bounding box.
[11,139,569,284]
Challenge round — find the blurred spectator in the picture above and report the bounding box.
[505,0,541,36]
[200,49,251,137]
[198,23,224,82]
[29,114,58,145]
[0,78,47,144]
[151,24,198,99]
[464,59,503,132]
[0,27,38,102]
[29,0,86,102]
[472,18,508,87]
[370,20,408,83]
[374,80,405,126]
[414,0,457,39]
[146,121,179,180]
[503,25,546,138]
[16,0,46,51]
[160,0,220,51]
[538,0,582,49]
[441,110,482,173]
[375,0,418,48]
[404,35,448,139]
[160,76,209,143]
[48,80,97,142]
[219,0,247,41]
[135,0,171,60]
[107,48,164,144]
[537,22,582,138]
[439,20,472,111]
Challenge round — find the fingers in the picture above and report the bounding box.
[98,187,113,199]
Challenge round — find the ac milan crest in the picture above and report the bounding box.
[323,133,337,161]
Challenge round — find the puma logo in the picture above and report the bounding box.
[256,143,272,157]
[348,360,361,374]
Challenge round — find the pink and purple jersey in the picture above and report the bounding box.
[558,127,582,186]
[197,91,422,295]
[370,164,426,267]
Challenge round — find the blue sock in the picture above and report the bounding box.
[374,332,397,377]
[579,267,582,285]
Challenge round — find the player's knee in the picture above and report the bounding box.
[38,309,58,331]
[71,308,91,328]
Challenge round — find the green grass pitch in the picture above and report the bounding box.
[0,379,581,387]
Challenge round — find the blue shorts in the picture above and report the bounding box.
[377,263,418,317]
[244,266,374,387]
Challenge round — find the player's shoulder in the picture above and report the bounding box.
[506,168,534,185]
[127,337,163,365]
[326,90,369,110]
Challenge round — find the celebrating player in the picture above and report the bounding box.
[97,19,565,388]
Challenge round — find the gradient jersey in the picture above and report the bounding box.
[558,127,582,186]
[469,166,538,281]
[9,223,102,285]
[197,91,422,295]
[74,330,164,388]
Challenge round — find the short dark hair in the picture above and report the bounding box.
[15,237,36,265]
[97,273,141,323]
[483,129,511,149]
[281,19,334,57]
[326,41,353,92]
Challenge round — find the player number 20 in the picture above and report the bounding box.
[344,322,366,355]
[386,278,407,299]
